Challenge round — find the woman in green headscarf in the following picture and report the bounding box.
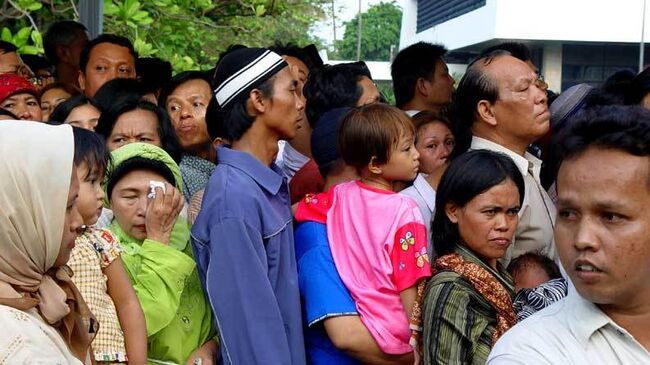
[104,142,216,364]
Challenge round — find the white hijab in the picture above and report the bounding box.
[0,121,96,362]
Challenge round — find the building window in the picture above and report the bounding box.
[416,0,486,33]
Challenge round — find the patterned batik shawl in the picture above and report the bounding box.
[409,252,517,357]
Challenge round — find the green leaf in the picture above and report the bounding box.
[30,30,42,48]
[20,45,40,55]
[1,28,12,42]
[16,27,31,41]
[255,4,266,16]
[104,0,120,15]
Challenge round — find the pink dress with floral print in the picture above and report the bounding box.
[324,180,431,354]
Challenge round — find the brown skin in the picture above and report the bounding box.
[445,179,520,269]
[40,87,72,121]
[0,51,34,80]
[284,55,312,158]
[555,147,650,349]
[361,132,420,192]
[78,42,136,98]
[55,29,88,87]
[165,78,215,162]
[233,67,304,166]
[401,59,454,114]
[106,109,161,151]
[474,55,549,156]
[54,167,83,267]
[65,104,100,132]
[0,93,42,121]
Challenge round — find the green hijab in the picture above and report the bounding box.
[104,143,189,253]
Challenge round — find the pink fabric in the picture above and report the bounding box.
[326,180,431,354]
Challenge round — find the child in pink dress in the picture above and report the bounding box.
[297,104,431,355]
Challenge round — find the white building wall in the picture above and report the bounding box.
[400,0,650,50]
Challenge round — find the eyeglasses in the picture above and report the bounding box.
[535,75,548,91]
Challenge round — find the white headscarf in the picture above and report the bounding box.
[0,120,95,361]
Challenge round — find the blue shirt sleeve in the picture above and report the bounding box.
[294,222,357,326]
[193,217,293,365]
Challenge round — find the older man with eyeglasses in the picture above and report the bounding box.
[453,49,556,266]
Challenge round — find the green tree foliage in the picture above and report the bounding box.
[335,1,401,61]
[0,0,327,72]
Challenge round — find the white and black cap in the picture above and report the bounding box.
[212,47,288,108]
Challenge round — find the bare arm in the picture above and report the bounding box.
[400,285,417,320]
[105,256,148,365]
[323,316,413,365]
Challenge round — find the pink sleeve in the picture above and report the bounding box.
[390,210,431,291]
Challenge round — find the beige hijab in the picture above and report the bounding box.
[0,120,96,362]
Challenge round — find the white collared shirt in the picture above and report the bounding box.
[400,173,436,255]
[487,287,650,364]
[471,136,557,265]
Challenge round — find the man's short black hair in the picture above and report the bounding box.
[43,21,87,64]
[0,40,17,54]
[303,61,372,127]
[158,70,211,108]
[269,42,324,72]
[79,34,137,74]
[391,42,447,108]
[554,105,650,185]
[136,57,173,94]
[479,42,532,63]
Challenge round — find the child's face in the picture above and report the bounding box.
[76,162,105,226]
[380,132,420,182]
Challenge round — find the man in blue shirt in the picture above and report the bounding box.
[191,47,306,365]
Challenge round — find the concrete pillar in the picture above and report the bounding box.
[79,0,103,39]
[542,42,562,92]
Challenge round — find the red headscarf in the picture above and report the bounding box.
[0,73,38,103]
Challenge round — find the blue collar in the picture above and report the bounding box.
[217,146,284,195]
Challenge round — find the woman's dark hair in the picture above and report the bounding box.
[215,75,275,142]
[303,61,372,127]
[451,50,511,158]
[93,78,149,112]
[625,67,650,105]
[40,82,82,100]
[96,98,182,162]
[49,94,98,123]
[158,70,211,108]
[411,110,453,145]
[432,150,525,256]
[72,126,110,179]
[0,108,17,119]
[106,156,175,201]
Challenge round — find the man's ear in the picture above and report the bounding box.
[477,100,498,127]
[367,156,383,175]
[78,71,86,92]
[248,89,267,115]
[416,77,430,98]
[445,202,460,223]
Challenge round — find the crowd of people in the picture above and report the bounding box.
[0,19,649,365]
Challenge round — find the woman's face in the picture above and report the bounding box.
[415,121,455,175]
[110,169,166,240]
[0,93,42,121]
[40,87,71,121]
[445,179,520,268]
[106,108,161,151]
[66,104,101,131]
[54,166,83,267]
